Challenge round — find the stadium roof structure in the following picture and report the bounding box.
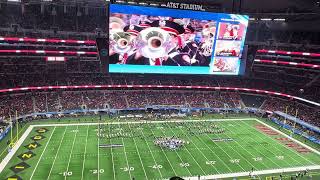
[3,0,320,13]
[3,0,319,30]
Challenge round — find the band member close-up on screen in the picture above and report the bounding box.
[218,22,246,41]
[108,14,217,66]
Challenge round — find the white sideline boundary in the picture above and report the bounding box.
[255,119,320,156]
[30,118,257,127]
[0,118,319,179]
[0,126,33,173]
[179,165,320,180]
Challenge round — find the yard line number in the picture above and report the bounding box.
[149,165,163,169]
[120,167,134,172]
[230,159,240,164]
[90,169,105,174]
[60,171,72,176]
[179,162,190,167]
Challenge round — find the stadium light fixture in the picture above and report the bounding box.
[7,0,21,2]
[116,0,125,3]
[249,18,256,21]
[149,3,159,6]
[273,18,286,21]
[46,56,66,62]
[260,18,272,21]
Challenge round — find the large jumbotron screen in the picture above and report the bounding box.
[108,4,249,75]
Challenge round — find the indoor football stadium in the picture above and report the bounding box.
[0,0,319,180]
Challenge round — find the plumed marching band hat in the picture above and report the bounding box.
[151,20,185,36]
[109,17,125,32]
[138,21,152,29]
[124,25,143,36]
[184,24,195,34]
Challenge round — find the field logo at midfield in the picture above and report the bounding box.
[24,142,41,150]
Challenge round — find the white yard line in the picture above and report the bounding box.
[30,126,57,179]
[255,119,320,156]
[207,122,263,171]
[255,119,320,155]
[140,123,178,176]
[180,165,320,180]
[139,124,165,178]
[80,125,90,180]
[183,122,234,173]
[165,123,208,175]
[117,120,133,180]
[47,126,68,180]
[197,124,248,172]
[97,123,100,180]
[218,121,273,170]
[239,120,306,167]
[107,123,116,180]
[237,121,289,167]
[127,123,149,179]
[30,118,257,127]
[64,125,79,180]
[173,123,221,174]
[0,125,33,173]
[146,122,193,176]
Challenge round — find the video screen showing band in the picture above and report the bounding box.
[108,4,249,75]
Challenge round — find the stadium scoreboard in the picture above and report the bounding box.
[106,3,249,75]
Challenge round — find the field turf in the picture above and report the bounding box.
[0,118,320,180]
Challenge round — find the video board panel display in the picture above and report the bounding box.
[108,4,249,75]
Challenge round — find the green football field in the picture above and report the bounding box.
[1,118,320,180]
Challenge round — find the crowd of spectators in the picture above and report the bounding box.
[0,89,318,128]
[0,122,8,135]
[262,97,320,127]
[0,90,242,117]
[1,74,318,102]
[269,113,320,141]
